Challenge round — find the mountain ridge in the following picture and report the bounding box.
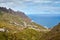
[0,7,31,22]
[0,7,60,40]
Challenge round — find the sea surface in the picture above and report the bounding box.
[27,14,60,28]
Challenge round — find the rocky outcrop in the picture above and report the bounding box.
[0,7,31,22]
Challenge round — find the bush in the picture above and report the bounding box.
[0,11,3,15]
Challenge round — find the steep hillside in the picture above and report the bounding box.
[0,7,31,22]
[0,7,48,40]
[40,23,60,40]
[0,7,47,30]
[1,7,60,40]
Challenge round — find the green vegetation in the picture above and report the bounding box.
[40,23,60,40]
[0,8,47,40]
[0,11,2,15]
[0,7,60,40]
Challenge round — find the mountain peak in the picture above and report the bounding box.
[0,7,8,12]
[0,7,31,22]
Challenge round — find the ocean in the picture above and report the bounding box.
[27,14,60,28]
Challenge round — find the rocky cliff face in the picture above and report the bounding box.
[0,7,31,22]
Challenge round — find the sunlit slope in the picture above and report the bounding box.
[0,7,48,40]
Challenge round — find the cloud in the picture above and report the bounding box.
[0,0,60,14]
[0,0,60,3]
[0,0,27,8]
[0,0,13,3]
[0,0,60,6]
[27,6,60,14]
[32,0,52,3]
[24,0,31,1]
[54,1,60,3]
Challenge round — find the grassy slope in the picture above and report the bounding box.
[40,23,60,40]
[1,10,60,40]
[0,11,47,40]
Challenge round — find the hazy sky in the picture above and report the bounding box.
[0,0,60,14]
